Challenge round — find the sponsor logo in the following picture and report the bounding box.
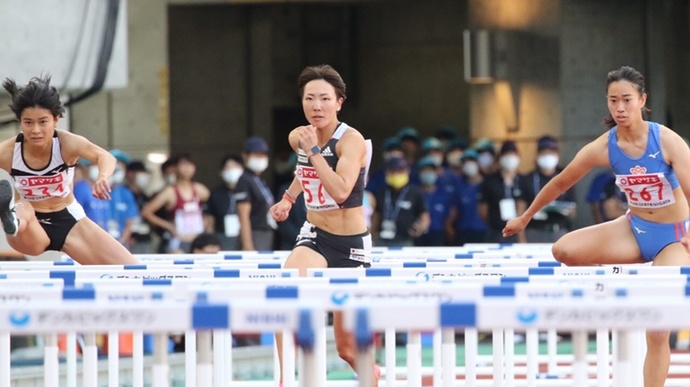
[516,309,538,324]
[331,291,349,305]
[619,174,660,186]
[19,175,64,187]
[634,226,646,234]
[628,166,648,175]
[8,311,31,327]
[648,151,660,159]
[321,146,334,157]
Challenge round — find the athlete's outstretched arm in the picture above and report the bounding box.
[503,134,609,237]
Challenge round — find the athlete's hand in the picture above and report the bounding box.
[298,125,318,152]
[92,176,112,200]
[502,215,530,237]
[270,200,292,222]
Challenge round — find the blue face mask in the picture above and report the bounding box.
[419,171,438,186]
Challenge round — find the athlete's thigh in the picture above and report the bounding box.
[553,215,644,265]
[283,245,328,276]
[653,242,690,266]
[62,218,137,265]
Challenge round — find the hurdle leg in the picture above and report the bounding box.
[441,328,455,387]
[572,330,588,386]
[152,333,170,387]
[197,331,212,387]
[595,329,609,387]
[630,329,645,387]
[132,331,144,387]
[315,311,328,386]
[222,330,233,386]
[66,332,78,387]
[433,329,442,387]
[464,328,478,386]
[525,328,538,387]
[282,329,296,387]
[385,328,396,387]
[82,333,98,387]
[185,330,197,387]
[44,334,59,387]
[491,329,504,387]
[546,329,558,375]
[0,332,9,387]
[504,329,515,387]
[613,330,631,387]
[407,330,422,387]
[212,330,225,387]
[107,331,119,387]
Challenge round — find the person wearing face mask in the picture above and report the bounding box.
[142,154,210,253]
[414,156,455,246]
[478,140,525,243]
[475,138,497,175]
[517,136,576,242]
[103,150,139,249]
[124,160,154,254]
[452,148,488,245]
[205,154,246,250]
[365,137,404,196]
[445,138,469,175]
[371,156,429,247]
[235,136,276,251]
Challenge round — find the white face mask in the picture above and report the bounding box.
[165,174,177,185]
[499,154,520,172]
[222,168,243,185]
[537,154,559,170]
[429,154,443,167]
[462,161,479,177]
[134,173,150,190]
[477,153,494,170]
[88,165,100,182]
[247,156,269,174]
[110,168,125,185]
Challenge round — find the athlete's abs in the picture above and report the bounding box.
[307,206,367,235]
[628,188,689,223]
[24,193,77,213]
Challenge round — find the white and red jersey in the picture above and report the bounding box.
[11,132,75,202]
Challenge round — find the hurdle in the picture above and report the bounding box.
[7,245,690,386]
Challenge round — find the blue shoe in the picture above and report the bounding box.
[0,180,18,236]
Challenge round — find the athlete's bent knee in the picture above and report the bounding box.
[551,239,582,266]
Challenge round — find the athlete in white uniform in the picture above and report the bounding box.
[0,75,136,264]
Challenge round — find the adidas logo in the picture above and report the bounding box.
[321,146,334,157]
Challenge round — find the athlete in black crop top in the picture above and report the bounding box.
[269,65,379,386]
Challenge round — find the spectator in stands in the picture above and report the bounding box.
[518,136,577,242]
[414,156,456,246]
[236,136,276,251]
[124,160,154,254]
[478,140,525,243]
[371,156,429,247]
[206,154,245,250]
[453,149,488,245]
[142,154,210,253]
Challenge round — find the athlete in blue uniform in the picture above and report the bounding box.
[503,66,690,387]
[270,65,378,386]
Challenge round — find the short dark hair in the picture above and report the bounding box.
[297,64,347,101]
[220,154,243,170]
[2,75,65,120]
[190,233,221,253]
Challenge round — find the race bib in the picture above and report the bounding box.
[296,166,339,211]
[14,173,70,201]
[615,172,675,208]
[174,202,204,235]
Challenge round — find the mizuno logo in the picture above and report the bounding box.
[648,151,660,159]
[634,226,646,234]
[321,146,333,157]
